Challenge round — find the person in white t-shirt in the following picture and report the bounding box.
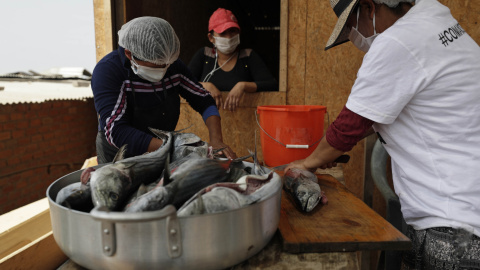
[285,0,480,268]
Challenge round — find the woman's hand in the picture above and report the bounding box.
[224,82,246,111]
[284,159,316,174]
[200,82,223,109]
[209,139,237,159]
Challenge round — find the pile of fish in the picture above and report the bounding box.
[55,128,281,216]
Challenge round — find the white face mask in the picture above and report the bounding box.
[213,34,240,54]
[348,6,379,53]
[131,57,169,82]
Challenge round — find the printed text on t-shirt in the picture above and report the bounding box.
[438,23,466,47]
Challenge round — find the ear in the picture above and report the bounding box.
[207,33,215,44]
[365,0,376,20]
[124,49,132,60]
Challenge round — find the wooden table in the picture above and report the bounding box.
[278,173,411,253]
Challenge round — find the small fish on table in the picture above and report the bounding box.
[283,168,328,213]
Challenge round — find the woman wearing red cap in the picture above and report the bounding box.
[188,8,278,112]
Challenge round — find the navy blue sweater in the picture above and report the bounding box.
[91,47,219,157]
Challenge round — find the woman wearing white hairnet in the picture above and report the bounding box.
[92,17,237,163]
[286,0,480,268]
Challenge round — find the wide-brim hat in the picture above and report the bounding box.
[325,0,360,51]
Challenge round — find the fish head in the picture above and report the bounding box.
[295,183,321,212]
[173,144,208,160]
[173,132,202,148]
[90,162,135,210]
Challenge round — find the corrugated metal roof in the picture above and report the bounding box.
[0,80,94,105]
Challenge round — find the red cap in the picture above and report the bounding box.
[208,8,240,33]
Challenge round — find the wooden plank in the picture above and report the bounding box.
[81,156,98,169]
[286,0,307,105]
[0,231,67,270]
[279,0,288,92]
[278,173,411,253]
[93,0,115,62]
[0,198,51,260]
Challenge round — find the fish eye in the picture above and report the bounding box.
[109,192,119,201]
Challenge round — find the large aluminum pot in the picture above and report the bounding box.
[47,162,281,270]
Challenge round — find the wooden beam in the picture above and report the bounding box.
[0,198,51,260]
[286,0,308,105]
[0,232,67,270]
[279,0,288,93]
[93,0,115,62]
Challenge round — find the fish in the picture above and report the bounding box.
[173,141,209,161]
[171,132,208,161]
[89,128,172,211]
[168,151,203,173]
[55,182,94,212]
[177,172,280,216]
[283,168,328,212]
[123,182,151,207]
[124,157,230,212]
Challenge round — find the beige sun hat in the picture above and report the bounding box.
[325,0,360,50]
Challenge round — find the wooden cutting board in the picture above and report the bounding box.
[277,173,411,253]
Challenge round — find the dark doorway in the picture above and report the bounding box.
[117,0,280,82]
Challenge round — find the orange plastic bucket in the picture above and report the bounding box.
[256,105,327,167]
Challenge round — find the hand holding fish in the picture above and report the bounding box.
[210,140,237,159]
[204,115,238,159]
[284,138,347,173]
[284,159,315,174]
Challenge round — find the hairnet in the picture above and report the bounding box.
[118,17,180,65]
[373,0,414,8]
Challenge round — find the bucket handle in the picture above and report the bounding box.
[255,110,329,149]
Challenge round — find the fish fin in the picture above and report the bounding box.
[148,127,169,142]
[232,152,254,163]
[163,154,172,186]
[271,164,288,171]
[174,124,193,133]
[122,162,136,169]
[197,194,206,214]
[113,145,127,163]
